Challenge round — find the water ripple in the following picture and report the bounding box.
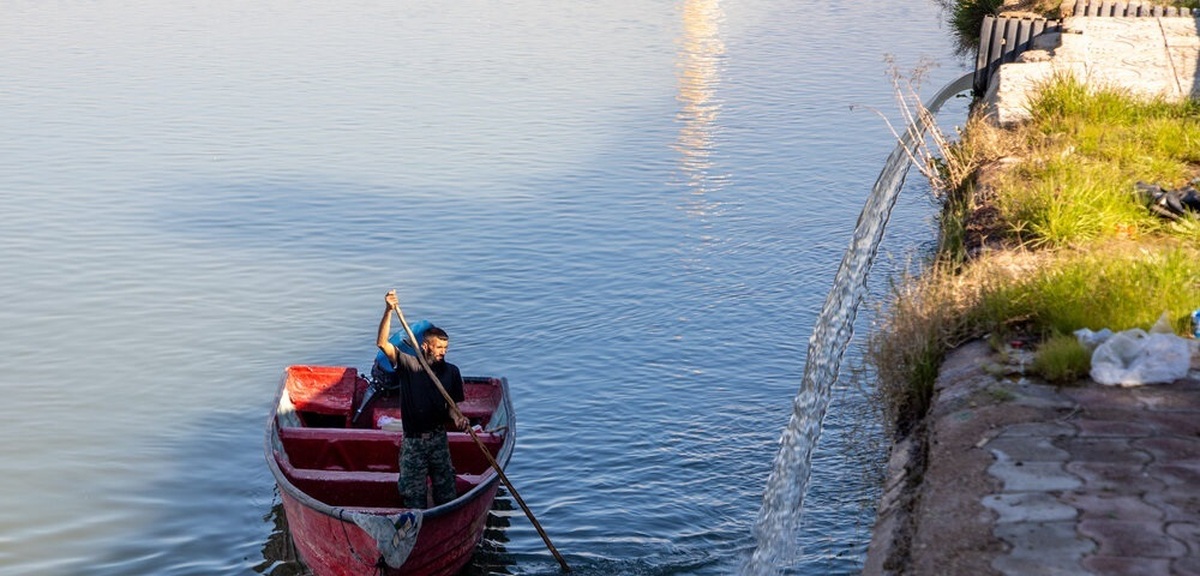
[0,1,967,574]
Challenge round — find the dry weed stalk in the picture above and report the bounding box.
[868,249,1048,434]
[872,57,979,198]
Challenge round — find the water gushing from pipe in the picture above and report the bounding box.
[744,72,974,575]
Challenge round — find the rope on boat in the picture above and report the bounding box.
[336,508,374,569]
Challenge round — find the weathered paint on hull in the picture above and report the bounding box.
[278,479,500,576]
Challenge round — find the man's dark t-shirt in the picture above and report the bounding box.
[392,351,465,437]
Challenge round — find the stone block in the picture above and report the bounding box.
[1079,519,1187,558]
[983,492,1078,523]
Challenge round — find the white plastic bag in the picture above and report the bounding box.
[1089,327,1191,387]
[1073,327,1113,352]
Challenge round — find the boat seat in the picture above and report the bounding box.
[278,427,400,472]
[279,459,490,508]
[284,366,360,416]
[278,426,505,474]
[457,399,493,420]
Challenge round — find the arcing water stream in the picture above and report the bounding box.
[745,72,975,575]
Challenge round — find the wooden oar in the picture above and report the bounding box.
[391,303,571,573]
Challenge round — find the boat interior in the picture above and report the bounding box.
[273,365,509,510]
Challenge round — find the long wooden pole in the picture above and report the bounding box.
[391,303,571,572]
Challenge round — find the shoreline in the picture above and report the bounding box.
[863,10,1200,575]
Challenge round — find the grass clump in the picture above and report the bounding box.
[986,386,1017,402]
[1032,333,1091,386]
[869,262,977,435]
[949,0,1005,46]
[979,243,1200,336]
[870,243,1200,436]
[991,75,1200,249]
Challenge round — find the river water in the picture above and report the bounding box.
[0,2,969,575]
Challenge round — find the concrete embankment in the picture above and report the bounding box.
[865,341,1200,575]
[863,12,1200,576]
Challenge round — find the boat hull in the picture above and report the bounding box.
[265,366,514,576]
[277,479,500,576]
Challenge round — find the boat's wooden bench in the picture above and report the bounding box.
[278,459,489,508]
[277,426,504,474]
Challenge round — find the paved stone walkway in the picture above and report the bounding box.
[865,340,1200,575]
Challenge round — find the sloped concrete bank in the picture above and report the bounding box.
[863,11,1200,576]
[864,341,1200,575]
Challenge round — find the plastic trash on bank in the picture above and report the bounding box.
[1074,328,1113,351]
[1136,180,1200,220]
[1074,313,1195,387]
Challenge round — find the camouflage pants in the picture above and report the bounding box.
[399,428,457,508]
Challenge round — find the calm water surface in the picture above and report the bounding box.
[0,2,969,574]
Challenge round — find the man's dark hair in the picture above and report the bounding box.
[423,326,449,342]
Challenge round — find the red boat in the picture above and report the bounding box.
[264,365,515,576]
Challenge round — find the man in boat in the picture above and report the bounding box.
[377,289,469,508]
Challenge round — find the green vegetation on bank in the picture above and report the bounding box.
[869,76,1200,436]
[950,0,1005,46]
[1031,333,1091,385]
[966,75,1200,251]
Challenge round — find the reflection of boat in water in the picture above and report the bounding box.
[256,498,302,574]
[264,365,515,575]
